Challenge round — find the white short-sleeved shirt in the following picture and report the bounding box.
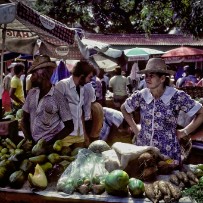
[22,86,72,142]
[55,76,87,136]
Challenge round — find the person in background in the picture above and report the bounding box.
[109,66,130,110]
[99,107,131,141]
[21,55,73,147]
[177,65,198,87]
[127,62,141,93]
[2,63,16,112]
[25,73,32,94]
[55,60,95,147]
[121,58,203,167]
[98,68,108,106]
[138,74,147,90]
[10,63,25,113]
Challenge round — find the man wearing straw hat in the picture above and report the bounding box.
[121,58,203,167]
[21,55,74,147]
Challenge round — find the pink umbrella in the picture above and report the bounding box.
[161,46,203,64]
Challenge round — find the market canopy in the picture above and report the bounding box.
[124,47,164,61]
[0,2,109,60]
[161,46,203,64]
[92,54,118,72]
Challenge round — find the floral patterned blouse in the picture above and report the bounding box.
[123,86,202,164]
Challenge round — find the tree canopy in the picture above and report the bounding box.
[34,0,203,38]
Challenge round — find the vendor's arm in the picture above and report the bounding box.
[121,104,140,137]
[47,119,74,144]
[21,110,33,141]
[9,88,24,105]
[177,106,203,139]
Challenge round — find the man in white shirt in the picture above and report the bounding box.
[55,60,95,147]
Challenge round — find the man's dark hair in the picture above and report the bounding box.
[72,60,95,77]
[114,67,121,75]
[14,64,24,75]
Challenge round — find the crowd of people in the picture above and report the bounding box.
[1,55,203,167]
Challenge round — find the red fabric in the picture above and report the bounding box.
[2,90,11,112]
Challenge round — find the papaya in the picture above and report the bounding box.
[53,140,63,152]
[31,138,47,156]
[29,155,47,164]
[16,138,26,149]
[58,160,71,170]
[0,166,8,187]
[9,170,26,189]
[61,146,72,156]
[0,160,16,173]
[28,164,48,190]
[5,138,17,149]
[8,149,26,162]
[19,159,34,174]
[71,147,83,156]
[47,153,62,164]
[40,162,53,173]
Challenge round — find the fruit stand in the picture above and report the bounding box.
[0,133,202,203]
[0,105,203,203]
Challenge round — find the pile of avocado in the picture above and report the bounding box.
[0,137,79,190]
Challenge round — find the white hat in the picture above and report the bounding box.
[8,62,17,69]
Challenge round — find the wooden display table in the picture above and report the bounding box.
[0,186,193,203]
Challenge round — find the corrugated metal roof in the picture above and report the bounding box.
[84,33,203,46]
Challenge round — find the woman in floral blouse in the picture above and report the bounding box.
[121,58,203,166]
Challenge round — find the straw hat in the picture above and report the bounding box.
[137,58,174,75]
[28,55,57,74]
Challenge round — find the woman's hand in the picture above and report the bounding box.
[131,124,141,143]
[176,129,189,140]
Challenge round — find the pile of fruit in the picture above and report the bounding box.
[0,137,203,203]
[0,137,78,190]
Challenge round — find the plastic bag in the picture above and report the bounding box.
[57,148,108,195]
